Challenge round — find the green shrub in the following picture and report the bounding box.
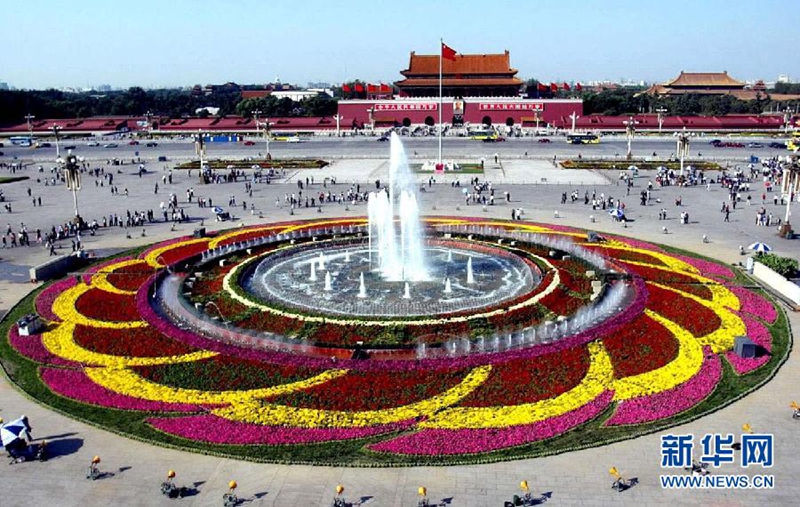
[758,253,798,278]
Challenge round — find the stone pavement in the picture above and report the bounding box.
[0,157,798,506]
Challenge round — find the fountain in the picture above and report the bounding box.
[444,277,452,294]
[357,272,367,298]
[367,133,428,281]
[344,250,351,262]
[324,271,333,291]
[403,282,411,299]
[447,250,453,262]
[466,256,475,284]
[318,252,326,270]
[309,261,317,281]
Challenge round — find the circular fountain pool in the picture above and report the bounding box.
[240,240,540,318]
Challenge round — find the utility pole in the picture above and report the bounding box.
[569,112,579,133]
[51,124,62,159]
[333,114,343,137]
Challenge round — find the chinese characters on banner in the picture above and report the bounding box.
[373,103,437,111]
[479,103,544,111]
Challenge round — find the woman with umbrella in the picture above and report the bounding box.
[2,415,32,461]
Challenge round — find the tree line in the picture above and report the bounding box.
[0,87,337,124]
[0,85,796,125]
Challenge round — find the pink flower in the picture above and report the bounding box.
[40,367,199,412]
[605,348,721,425]
[8,324,79,367]
[368,392,613,455]
[727,286,778,324]
[147,414,413,445]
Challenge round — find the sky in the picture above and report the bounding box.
[1,0,798,90]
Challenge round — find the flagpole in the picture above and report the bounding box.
[438,37,443,165]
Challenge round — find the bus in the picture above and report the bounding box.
[469,129,498,141]
[566,134,600,145]
[9,136,36,147]
[788,131,800,151]
[271,132,312,142]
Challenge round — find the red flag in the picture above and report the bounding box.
[537,83,548,92]
[342,84,351,93]
[355,83,365,93]
[550,83,558,92]
[576,82,583,91]
[380,84,392,93]
[563,82,571,91]
[367,84,378,93]
[441,42,457,61]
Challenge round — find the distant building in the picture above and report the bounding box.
[394,50,524,98]
[642,71,800,101]
[0,81,9,91]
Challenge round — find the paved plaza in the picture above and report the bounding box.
[0,141,798,506]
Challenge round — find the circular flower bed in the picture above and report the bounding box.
[0,217,790,466]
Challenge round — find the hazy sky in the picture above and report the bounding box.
[2,0,797,89]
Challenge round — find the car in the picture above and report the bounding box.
[769,141,786,149]
[709,139,722,146]
[538,138,551,143]
[128,140,139,145]
[287,136,302,143]
[0,151,4,157]
[63,145,76,150]
[0,142,4,147]
[243,140,256,146]
[747,142,764,149]
[38,142,52,148]
[86,141,100,146]
[376,136,389,142]
[103,143,118,148]
[145,142,158,147]
[157,156,168,162]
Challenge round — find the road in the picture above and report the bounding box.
[1,134,793,165]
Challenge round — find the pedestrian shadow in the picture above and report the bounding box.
[354,496,373,505]
[43,437,83,460]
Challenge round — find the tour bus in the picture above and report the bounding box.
[566,133,600,145]
[469,129,498,141]
[271,131,312,142]
[9,136,35,147]
[787,131,800,151]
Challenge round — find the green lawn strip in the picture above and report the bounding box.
[0,176,31,184]
[561,160,723,171]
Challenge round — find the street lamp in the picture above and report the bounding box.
[783,107,794,134]
[25,114,35,142]
[333,114,343,137]
[676,127,693,177]
[778,156,799,238]
[62,150,83,224]
[251,109,262,140]
[144,111,153,135]
[51,124,62,159]
[569,112,580,134]
[195,130,207,182]
[623,116,638,161]
[656,107,668,134]
[257,119,272,160]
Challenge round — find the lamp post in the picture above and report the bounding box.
[51,125,63,159]
[784,107,793,134]
[778,156,799,238]
[195,130,206,183]
[62,150,83,223]
[677,127,692,177]
[656,107,668,134]
[257,120,271,160]
[333,114,343,137]
[25,114,35,142]
[251,109,262,141]
[569,112,579,134]
[144,110,153,135]
[623,116,637,161]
